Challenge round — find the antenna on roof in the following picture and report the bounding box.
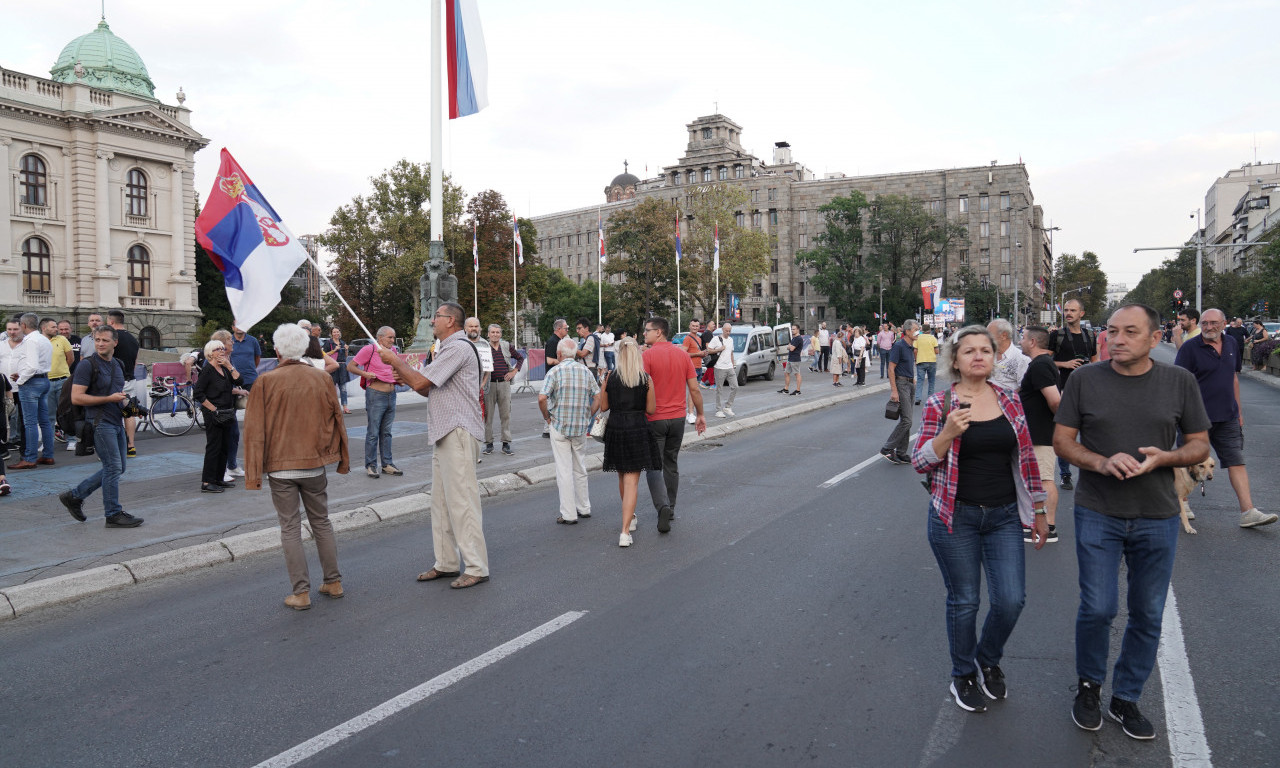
[102,0,106,20]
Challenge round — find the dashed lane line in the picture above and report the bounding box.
[820,433,919,488]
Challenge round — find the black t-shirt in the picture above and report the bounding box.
[544,334,562,368]
[72,354,125,426]
[1019,354,1059,445]
[1225,325,1248,351]
[954,415,1018,506]
[1051,328,1094,389]
[788,335,803,362]
[114,329,140,381]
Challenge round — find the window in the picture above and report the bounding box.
[735,212,744,227]
[751,189,759,203]
[817,306,825,318]
[1000,221,1009,237]
[799,283,806,297]
[139,326,161,350]
[928,200,942,214]
[1001,273,1011,288]
[19,154,47,206]
[22,237,51,293]
[734,165,744,179]
[702,169,712,182]
[770,282,778,296]
[687,171,696,184]
[959,250,969,264]
[768,188,777,201]
[799,233,807,248]
[754,283,763,297]
[1001,247,1010,263]
[673,173,681,186]
[1000,193,1010,210]
[959,196,968,213]
[769,210,778,226]
[752,212,762,227]
[126,169,148,216]
[718,166,728,181]
[979,194,989,212]
[127,245,151,296]
[770,259,778,273]
[980,222,990,238]
[752,307,760,321]
[799,209,807,224]
[748,337,759,354]
[577,233,583,246]
[702,128,712,139]
[980,249,990,264]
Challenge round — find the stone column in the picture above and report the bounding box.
[0,136,16,305]
[95,150,113,271]
[169,162,193,311]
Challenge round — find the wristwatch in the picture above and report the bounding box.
[1033,508,1047,515]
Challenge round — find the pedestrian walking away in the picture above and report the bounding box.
[912,324,1048,713]
[641,316,706,533]
[1054,303,1211,741]
[540,337,599,524]
[58,326,143,528]
[913,324,939,402]
[596,336,660,546]
[244,323,350,611]
[382,302,490,589]
[881,319,919,464]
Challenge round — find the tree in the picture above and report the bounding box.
[799,192,871,321]
[674,185,770,323]
[954,266,1000,324]
[1053,251,1108,321]
[460,190,537,331]
[605,198,681,331]
[867,194,966,290]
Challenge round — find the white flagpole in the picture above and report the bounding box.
[473,222,478,318]
[304,252,375,342]
[512,223,518,347]
[429,0,442,244]
[714,221,720,326]
[597,208,602,326]
[676,212,681,329]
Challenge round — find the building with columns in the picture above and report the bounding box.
[531,114,1051,328]
[1,18,208,348]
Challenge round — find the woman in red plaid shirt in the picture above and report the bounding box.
[911,325,1049,715]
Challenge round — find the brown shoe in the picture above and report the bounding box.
[36,457,55,466]
[7,461,36,470]
[449,574,490,589]
[417,568,461,582]
[318,581,344,599]
[284,592,311,610]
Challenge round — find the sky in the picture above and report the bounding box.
[4,0,1278,292]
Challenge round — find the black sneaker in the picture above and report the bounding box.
[1072,678,1103,731]
[979,665,1007,700]
[1046,524,1058,543]
[1108,697,1156,740]
[657,505,673,534]
[950,674,987,713]
[502,443,513,455]
[1060,474,1074,491]
[894,451,913,465]
[880,448,908,465]
[105,512,144,528]
[60,490,86,522]
[1022,525,1034,543]
[482,443,494,455]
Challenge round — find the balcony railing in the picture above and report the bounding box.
[122,296,170,310]
[23,293,54,307]
[11,177,59,220]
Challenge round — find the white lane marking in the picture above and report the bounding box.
[1159,587,1212,767]
[251,610,588,768]
[916,699,964,768]
[820,433,919,488]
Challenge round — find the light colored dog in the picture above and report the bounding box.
[1174,456,1216,534]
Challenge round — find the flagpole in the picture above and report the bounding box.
[512,228,518,347]
[303,251,376,342]
[597,208,602,326]
[473,221,479,318]
[714,221,720,326]
[675,211,681,329]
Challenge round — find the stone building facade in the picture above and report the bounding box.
[531,114,1051,328]
[1,18,208,348]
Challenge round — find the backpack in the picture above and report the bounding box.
[1049,327,1096,359]
[580,333,601,368]
[57,356,123,455]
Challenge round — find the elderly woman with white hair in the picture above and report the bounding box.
[193,336,247,493]
[244,323,350,611]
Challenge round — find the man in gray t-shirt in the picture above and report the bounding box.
[1054,304,1210,741]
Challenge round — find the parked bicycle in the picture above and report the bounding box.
[148,375,203,436]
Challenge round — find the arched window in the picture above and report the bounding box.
[22,237,52,293]
[19,155,47,206]
[126,169,148,217]
[139,326,162,350]
[127,244,150,297]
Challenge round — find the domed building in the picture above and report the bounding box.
[0,16,208,347]
[604,162,640,203]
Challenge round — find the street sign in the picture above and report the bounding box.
[1173,289,1183,299]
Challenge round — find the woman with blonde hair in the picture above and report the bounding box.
[593,336,658,547]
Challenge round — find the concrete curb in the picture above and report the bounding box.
[0,383,888,621]
[1242,369,1280,392]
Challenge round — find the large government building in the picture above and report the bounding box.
[1,17,207,347]
[530,114,1051,327]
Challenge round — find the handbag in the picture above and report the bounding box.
[235,394,248,410]
[210,407,237,426]
[589,411,608,443]
[884,399,901,420]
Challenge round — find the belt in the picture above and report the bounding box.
[28,373,47,378]
[50,376,68,381]
[491,379,510,384]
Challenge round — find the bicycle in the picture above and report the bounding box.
[147,376,202,436]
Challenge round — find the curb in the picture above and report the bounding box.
[1241,369,1280,392]
[0,383,887,621]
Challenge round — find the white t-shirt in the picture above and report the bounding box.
[707,335,735,370]
[817,328,830,346]
[599,332,615,351]
[852,336,868,361]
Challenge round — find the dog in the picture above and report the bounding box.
[1173,456,1216,534]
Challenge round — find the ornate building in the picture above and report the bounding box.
[1,18,208,347]
[531,114,1051,328]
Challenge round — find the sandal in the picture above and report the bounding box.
[416,568,461,582]
[450,574,490,589]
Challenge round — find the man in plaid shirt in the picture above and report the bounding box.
[539,337,600,524]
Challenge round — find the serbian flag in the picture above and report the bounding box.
[446,0,489,119]
[512,213,523,265]
[713,223,720,271]
[675,214,682,263]
[598,212,606,264]
[472,219,478,273]
[195,149,308,332]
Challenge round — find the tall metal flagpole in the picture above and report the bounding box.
[512,230,518,346]
[429,1,443,248]
[597,207,602,326]
[472,220,478,317]
[714,221,720,326]
[675,211,682,328]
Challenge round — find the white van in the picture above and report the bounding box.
[722,324,779,386]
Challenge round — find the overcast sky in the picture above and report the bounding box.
[4,0,1278,291]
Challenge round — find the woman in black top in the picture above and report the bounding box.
[593,337,658,547]
[193,338,246,493]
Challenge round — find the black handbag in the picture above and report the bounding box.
[884,399,901,420]
[210,407,237,426]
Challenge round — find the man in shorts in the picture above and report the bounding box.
[1019,326,1061,541]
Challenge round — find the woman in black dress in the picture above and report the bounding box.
[193,338,246,493]
[594,337,658,547]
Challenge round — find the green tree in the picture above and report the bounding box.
[799,191,871,321]
[605,198,681,331]
[1053,251,1109,321]
[460,190,537,330]
[867,194,966,290]
[676,185,770,323]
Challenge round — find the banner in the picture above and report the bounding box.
[920,277,942,311]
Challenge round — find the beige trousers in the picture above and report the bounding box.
[431,427,489,577]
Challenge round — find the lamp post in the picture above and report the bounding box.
[878,273,884,323]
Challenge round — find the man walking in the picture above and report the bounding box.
[540,336,599,524]
[880,319,918,465]
[1019,326,1062,542]
[8,313,54,470]
[707,321,738,417]
[106,311,140,458]
[642,316,706,533]
[988,319,1029,392]
[1050,299,1098,490]
[381,302,489,589]
[348,326,401,478]
[1055,304,1211,741]
[913,323,939,404]
[59,326,143,528]
[483,324,524,456]
[1174,308,1276,528]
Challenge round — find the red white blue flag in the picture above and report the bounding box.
[513,213,523,265]
[446,0,488,119]
[598,212,606,264]
[472,219,478,273]
[713,223,720,271]
[195,149,308,332]
[675,214,682,263]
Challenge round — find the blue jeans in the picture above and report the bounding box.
[364,387,396,469]
[917,362,936,401]
[1058,456,1072,480]
[1074,505,1178,702]
[47,376,67,430]
[18,376,53,461]
[928,501,1027,678]
[604,351,615,371]
[879,348,890,377]
[72,421,127,517]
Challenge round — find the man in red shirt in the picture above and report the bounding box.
[643,316,706,533]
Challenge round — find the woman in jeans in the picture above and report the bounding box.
[194,339,246,493]
[911,324,1048,714]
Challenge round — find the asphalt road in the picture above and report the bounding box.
[1,350,1277,767]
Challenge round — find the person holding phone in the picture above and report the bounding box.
[912,324,1048,714]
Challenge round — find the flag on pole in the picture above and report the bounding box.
[195,148,309,332]
[675,213,682,263]
[446,0,488,119]
[598,212,606,264]
[713,223,720,271]
[472,219,478,273]
[775,302,780,317]
[513,214,523,265]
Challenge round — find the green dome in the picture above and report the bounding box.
[50,20,155,99]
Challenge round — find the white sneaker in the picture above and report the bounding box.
[715,411,726,418]
[229,467,245,477]
[223,471,234,483]
[724,407,734,416]
[1240,508,1278,528]
[618,533,633,548]
[66,440,77,451]
[686,412,696,424]
[629,517,637,532]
